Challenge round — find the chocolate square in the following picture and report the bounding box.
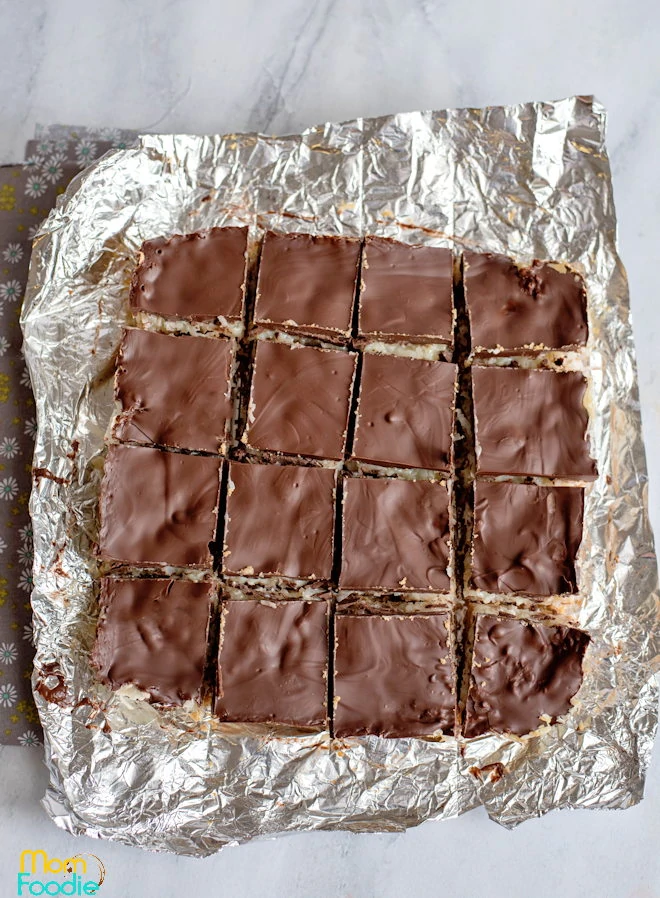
[359,237,454,344]
[113,328,234,453]
[333,613,455,737]
[471,482,584,596]
[98,445,221,567]
[254,231,360,339]
[464,252,588,354]
[464,615,590,737]
[339,477,450,591]
[472,367,596,479]
[215,599,328,727]
[92,578,213,704]
[130,226,248,321]
[352,354,456,470]
[223,462,336,579]
[245,340,357,460]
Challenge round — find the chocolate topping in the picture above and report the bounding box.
[254,232,360,337]
[471,482,584,596]
[464,252,588,353]
[246,340,357,460]
[224,462,336,579]
[472,367,596,478]
[113,328,234,453]
[359,237,454,343]
[130,227,248,321]
[339,477,450,591]
[464,615,590,737]
[215,599,328,727]
[352,354,456,471]
[98,445,221,566]
[92,578,213,704]
[334,613,455,738]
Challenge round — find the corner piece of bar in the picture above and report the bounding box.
[215,598,329,728]
[98,445,222,567]
[358,237,454,347]
[253,231,360,340]
[339,476,451,592]
[472,366,597,479]
[470,481,584,597]
[352,352,457,471]
[113,328,234,453]
[464,251,588,355]
[92,578,214,705]
[333,612,456,738]
[244,339,357,461]
[223,461,336,580]
[129,226,249,322]
[463,614,590,738]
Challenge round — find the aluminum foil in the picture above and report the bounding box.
[21,96,660,856]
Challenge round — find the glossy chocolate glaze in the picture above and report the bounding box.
[114,328,234,453]
[334,613,455,738]
[254,231,360,336]
[92,578,213,704]
[353,353,456,470]
[98,445,221,566]
[215,599,328,727]
[472,367,597,478]
[130,226,248,321]
[223,462,336,579]
[471,481,584,596]
[464,251,588,353]
[339,477,450,591]
[246,340,357,460]
[359,237,454,343]
[464,615,590,737]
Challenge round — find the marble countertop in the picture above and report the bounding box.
[1,0,659,896]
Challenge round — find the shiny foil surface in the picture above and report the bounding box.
[21,97,660,855]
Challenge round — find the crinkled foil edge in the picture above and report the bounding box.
[20,97,660,856]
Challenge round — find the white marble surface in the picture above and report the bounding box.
[1,0,660,895]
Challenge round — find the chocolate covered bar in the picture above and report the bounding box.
[130,226,249,324]
[92,578,213,705]
[215,598,329,728]
[470,481,584,597]
[464,614,590,737]
[339,477,451,592]
[98,445,222,567]
[254,231,360,341]
[472,367,596,479]
[358,237,454,348]
[223,462,336,580]
[113,328,234,453]
[464,252,588,356]
[352,353,456,471]
[333,612,455,738]
[244,339,357,461]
